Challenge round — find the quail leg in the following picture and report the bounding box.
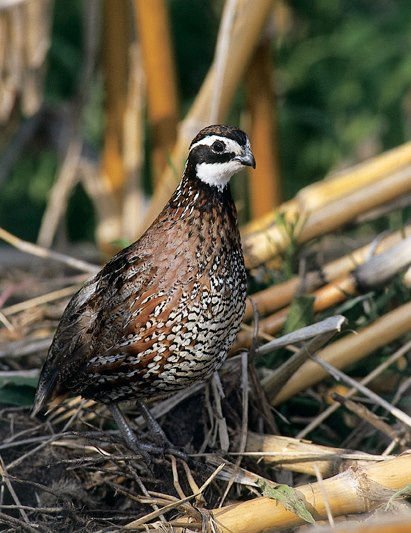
[109,403,159,464]
[137,400,170,445]
[109,403,186,462]
[137,400,187,460]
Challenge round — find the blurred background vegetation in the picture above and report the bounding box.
[1,0,411,245]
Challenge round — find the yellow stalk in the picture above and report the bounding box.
[246,37,282,216]
[270,300,411,405]
[245,431,385,477]
[244,226,411,321]
[244,165,411,268]
[210,454,411,532]
[133,0,178,182]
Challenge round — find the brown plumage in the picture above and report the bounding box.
[33,124,255,455]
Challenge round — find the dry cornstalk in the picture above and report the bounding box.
[244,139,411,234]
[0,0,52,122]
[237,236,411,347]
[404,265,411,287]
[133,0,178,181]
[100,0,131,253]
[332,393,405,446]
[37,137,83,247]
[269,299,411,404]
[246,277,299,321]
[1,285,80,317]
[98,2,146,251]
[311,515,411,533]
[20,0,52,116]
[299,168,411,242]
[243,160,411,268]
[244,226,411,321]
[298,141,411,211]
[209,453,411,532]
[245,431,390,477]
[257,329,340,403]
[0,226,99,274]
[102,0,129,206]
[121,43,146,240]
[139,0,275,234]
[297,338,411,439]
[246,35,282,216]
[311,355,411,430]
[237,275,355,347]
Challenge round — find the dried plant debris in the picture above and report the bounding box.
[0,218,411,530]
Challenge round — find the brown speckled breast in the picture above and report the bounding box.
[43,172,247,404]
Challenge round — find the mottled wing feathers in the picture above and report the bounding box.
[33,247,157,413]
[32,280,96,415]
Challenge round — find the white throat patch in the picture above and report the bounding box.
[195,160,243,191]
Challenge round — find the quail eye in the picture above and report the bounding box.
[212,140,225,152]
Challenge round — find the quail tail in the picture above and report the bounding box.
[31,365,58,418]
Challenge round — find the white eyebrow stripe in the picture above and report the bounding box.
[189,135,243,155]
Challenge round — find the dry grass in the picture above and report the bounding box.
[0,209,410,531]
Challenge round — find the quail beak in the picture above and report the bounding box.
[234,146,256,169]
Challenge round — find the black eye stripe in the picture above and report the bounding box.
[189,145,235,165]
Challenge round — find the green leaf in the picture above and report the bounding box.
[283,295,315,334]
[0,374,39,388]
[110,238,132,249]
[0,373,38,407]
[0,385,36,406]
[257,479,315,524]
[386,483,411,510]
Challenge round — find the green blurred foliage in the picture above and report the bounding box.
[45,0,83,102]
[0,151,57,241]
[277,0,411,197]
[0,374,38,406]
[1,0,411,241]
[170,0,218,101]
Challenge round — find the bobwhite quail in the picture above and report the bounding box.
[33,124,255,458]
